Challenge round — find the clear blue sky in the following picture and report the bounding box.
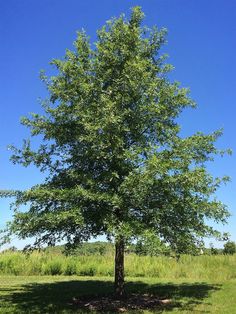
[0,0,235,249]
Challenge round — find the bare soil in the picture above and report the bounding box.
[71,294,172,312]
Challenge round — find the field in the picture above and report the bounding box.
[0,252,236,313]
[0,276,236,313]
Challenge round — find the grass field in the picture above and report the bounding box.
[0,275,235,313]
[0,253,236,312]
[1,252,236,281]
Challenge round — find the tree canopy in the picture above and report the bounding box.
[0,6,230,296]
[223,241,236,255]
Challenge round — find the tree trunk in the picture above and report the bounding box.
[114,237,125,298]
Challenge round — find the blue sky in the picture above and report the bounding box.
[0,0,235,249]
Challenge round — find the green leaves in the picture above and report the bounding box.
[1,7,230,253]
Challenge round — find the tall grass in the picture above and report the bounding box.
[125,254,236,280]
[0,251,235,280]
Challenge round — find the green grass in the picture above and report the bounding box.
[0,276,235,313]
[0,253,235,312]
[1,252,236,281]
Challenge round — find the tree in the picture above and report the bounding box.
[135,231,171,256]
[209,242,220,255]
[223,241,236,255]
[0,7,230,297]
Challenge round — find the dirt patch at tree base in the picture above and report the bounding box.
[71,294,172,312]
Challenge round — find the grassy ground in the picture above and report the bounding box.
[0,276,235,313]
[1,252,236,280]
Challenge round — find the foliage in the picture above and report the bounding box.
[62,241,114,256]
[43,241,123,256]
[135,231,171,256]
[204,247,223,255]
[223,241,236,255]
[0,250,236,280]
[208,242,220,255]
[0,7,230,256]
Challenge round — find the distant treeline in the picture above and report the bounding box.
[4,240,236,256]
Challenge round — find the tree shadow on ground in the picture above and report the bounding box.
[0,279,221,313]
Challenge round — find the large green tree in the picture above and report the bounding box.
[0,7,230,297]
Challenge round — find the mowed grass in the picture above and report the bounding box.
[0,253,236,313]
[0,275,235,313]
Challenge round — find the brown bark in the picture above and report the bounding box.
[114,237,125,298]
